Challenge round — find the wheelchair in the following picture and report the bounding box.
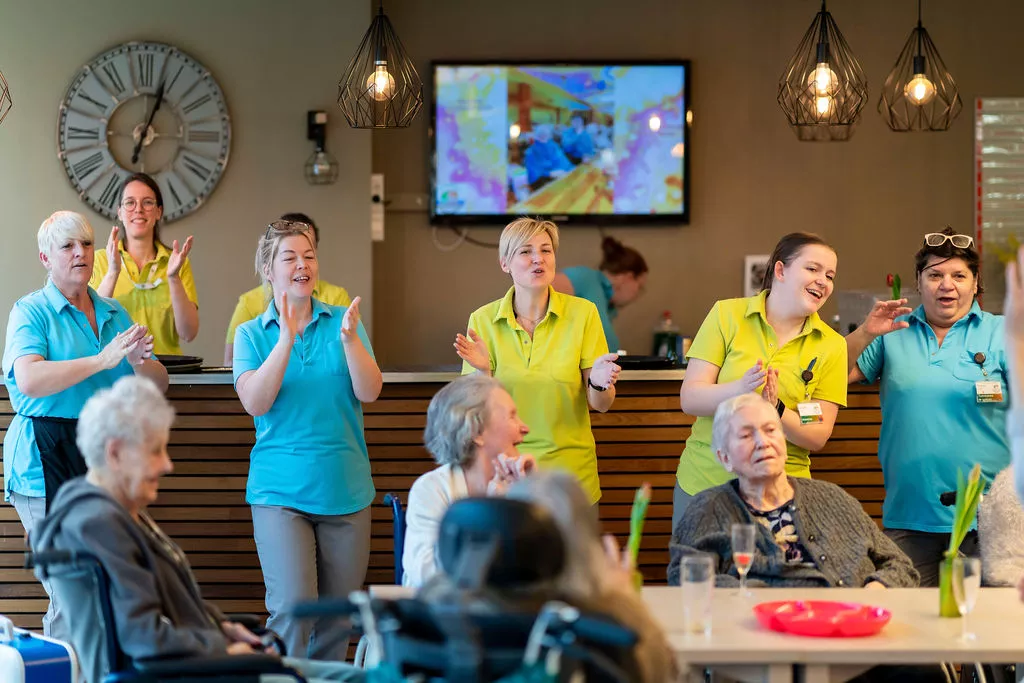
[295,497,642,683]
[26,549,305,683]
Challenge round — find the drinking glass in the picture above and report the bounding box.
[951,556,982,642]
[731,523,756,597]
[680,554,714,637]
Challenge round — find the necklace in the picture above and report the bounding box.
[515,309,545,324]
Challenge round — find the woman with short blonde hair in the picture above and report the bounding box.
[233,217,382,661]
[454,217,620,504]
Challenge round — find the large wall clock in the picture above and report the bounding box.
[57,41,232,223]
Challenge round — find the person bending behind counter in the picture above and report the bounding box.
[224,212,351,365]
[92,173,199,356]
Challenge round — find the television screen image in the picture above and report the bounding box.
[431,62,689,223]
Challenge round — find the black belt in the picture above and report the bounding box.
[30,416,86,513]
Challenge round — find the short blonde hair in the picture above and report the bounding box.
[254,219,317,291]
[498,218,559,268]
[38,211,93,257]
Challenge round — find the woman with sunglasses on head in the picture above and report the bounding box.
[846,227,1011,586]
[674,233,848,532]
[233,219,381,662]
[91,173,199,355]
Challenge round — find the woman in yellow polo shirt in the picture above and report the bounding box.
[92,173,198,356]
[674,232,847,531]
[454,218,620,504]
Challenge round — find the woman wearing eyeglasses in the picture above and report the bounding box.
[91,173,199,355]
[233,220,381,661]
[846,227,1011,586]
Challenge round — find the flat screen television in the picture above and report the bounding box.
[430,61,690,225]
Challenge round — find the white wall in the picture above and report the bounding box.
[0,0,373,365]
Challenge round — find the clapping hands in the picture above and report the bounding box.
[98,324,153,369]
[589,353,621,389]
[341,296,363,342]
[167,236,194,278]
[455,329,490,374]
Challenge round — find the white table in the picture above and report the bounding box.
[642,586,1024,683]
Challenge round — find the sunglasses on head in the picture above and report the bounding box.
[924,232,974,249]
[265,220,311,237]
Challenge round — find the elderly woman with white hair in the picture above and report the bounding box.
[668,393,918,590]
[403,374,534,587]
[31,377,362,683]
[454,218,620,505]
[3,210,167,639]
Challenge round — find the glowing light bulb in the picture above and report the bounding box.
[648,114,662,132]
[807,62,838,96]
[815,96,833,116]
[686,110,693,125]
[904,73,936,105]
[509,123,521,140]
[365,61,395,102]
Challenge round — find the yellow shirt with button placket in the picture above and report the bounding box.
[462,286,609,503]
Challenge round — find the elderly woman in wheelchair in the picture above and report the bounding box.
[403,374,536,587]
[29,376,361,683]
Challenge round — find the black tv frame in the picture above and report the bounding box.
[428,59,691,226]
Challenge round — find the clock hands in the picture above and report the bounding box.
[131,80,166,165]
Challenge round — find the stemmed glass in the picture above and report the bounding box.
[951,556,982,642]
[731,523,756,597]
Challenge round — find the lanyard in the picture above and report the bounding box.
[121,254,164,290]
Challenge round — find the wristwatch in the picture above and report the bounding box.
[588,377,608,392]
[775,398,785,417]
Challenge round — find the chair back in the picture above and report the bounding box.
[383,493,407,584]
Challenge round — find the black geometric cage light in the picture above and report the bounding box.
[778,1,868,142]
[338,2,423,129]
[878,0,962,132]
[0,69,12,126]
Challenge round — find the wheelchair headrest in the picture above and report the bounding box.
[438,497,566,589]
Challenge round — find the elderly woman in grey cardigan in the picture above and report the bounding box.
[668,393,919,589]
[31,377,361,683]
[403,374,535,587]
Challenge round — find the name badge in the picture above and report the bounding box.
[797,402,824,424]
[975,381,1004,403]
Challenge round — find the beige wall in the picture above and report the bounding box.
[371,0,1024,366]
[0,0,372,366]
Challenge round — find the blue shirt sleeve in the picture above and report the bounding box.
[857,334,884,383]
[3,300,49,382]
[232,324,262,384]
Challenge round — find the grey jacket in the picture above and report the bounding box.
[667,478,919,589]
[31,478,228,683]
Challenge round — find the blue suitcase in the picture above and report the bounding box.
[0,616,78,683]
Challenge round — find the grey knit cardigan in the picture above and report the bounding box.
[667,477,920,589]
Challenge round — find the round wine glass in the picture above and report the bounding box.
[951,556,982,642]
[731,523,756,597]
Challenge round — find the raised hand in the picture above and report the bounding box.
[105,226,121,280]
[735,359,768,394]
[167,236,194,278]
[97,324,149,370]
[454,329,490,373]
[276,296,301,347]
[762,366,780,406]
[341,296,362,341]
[589,353,621,389]
[861,299,912,337]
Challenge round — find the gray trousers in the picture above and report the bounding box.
[252,505,371,662]
[883,528,979,588]
[11,492,66,640]
[671,480,696,536]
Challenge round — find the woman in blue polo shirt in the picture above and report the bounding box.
[233,219,381,661]
[552,236,647,354]
[3,210,168,638]
[847,227,1010,586]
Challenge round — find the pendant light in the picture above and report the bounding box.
[777,1,868,142]
[337,1,423,129]
[878,0,962,132]
[0,70,11,125]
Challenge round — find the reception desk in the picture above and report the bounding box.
[0,370,883,628]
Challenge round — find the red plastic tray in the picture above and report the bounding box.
[753,600,892,638]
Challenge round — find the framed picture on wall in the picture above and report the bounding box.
[744,255,770,297]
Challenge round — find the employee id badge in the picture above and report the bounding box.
[975,381,1004,403]
[797,401,824,425]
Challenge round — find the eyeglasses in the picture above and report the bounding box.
[924,232,974,249]
[121,198,159,212]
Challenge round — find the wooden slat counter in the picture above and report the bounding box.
[0,370,882,629]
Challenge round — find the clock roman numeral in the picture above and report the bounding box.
[77,91,109,114]
[166,176,184,207]
[98,174,123,211]
[165,65,185,95]
[137,53,154,88]
[72,152,105,180]
[67,126,99,140]
[182,93,212,115]
[102,64,126,94]
[182,155,213,181]
[187,129,220,144]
